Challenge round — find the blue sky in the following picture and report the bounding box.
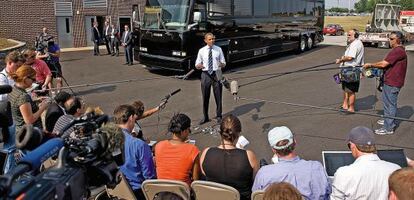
[326,0,358,9]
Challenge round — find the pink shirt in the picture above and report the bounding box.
[31,59,51,84]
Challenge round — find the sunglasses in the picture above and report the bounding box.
[347,143,351,149]
[389,38,396,41]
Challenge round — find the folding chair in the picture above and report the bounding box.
[251,190,265,200]
[141,179,191,200]
[106,173,137,200]
[191,180,240,200]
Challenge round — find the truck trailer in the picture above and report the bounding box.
[135,0,325,72]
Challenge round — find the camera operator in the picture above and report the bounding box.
[0,51,25,173]
[37,40,63,92]
[113,104,156,199]
[52,96,85,137]
[22,49,52,96]
[35,27,53,53]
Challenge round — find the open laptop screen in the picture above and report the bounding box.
[322,149,407,177]
[322,151,354,177]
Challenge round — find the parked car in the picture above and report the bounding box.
[323,24,345,36]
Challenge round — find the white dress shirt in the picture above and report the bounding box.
[330,154,400,200]
[0,69,15,101]
[195,45,226,71]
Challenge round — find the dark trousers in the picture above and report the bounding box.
[133,188,145,200]
[104,36,111,54]
[201,71,222,120]
[125,45,133,64]
[93,40,100,55]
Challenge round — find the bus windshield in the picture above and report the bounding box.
[143,0,190,30]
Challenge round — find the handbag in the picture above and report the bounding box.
[340,67,360,83]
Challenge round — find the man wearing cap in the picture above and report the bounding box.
[252,126,331,199]
[331,126,400,200]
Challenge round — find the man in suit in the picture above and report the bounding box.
[121,25,133,65]
[103,21,112,55]
[195,32,226,125]
[110,24,120,56]
[91,22,101,56]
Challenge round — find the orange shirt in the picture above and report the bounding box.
[154,140,200,185]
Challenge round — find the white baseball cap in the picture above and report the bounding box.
[268,126,294,150]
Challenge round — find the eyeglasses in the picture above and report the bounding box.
[389,37,396,41]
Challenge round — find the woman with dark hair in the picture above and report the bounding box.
[8,65,50,133]
[154,113,200,185]
[200,114,259,200]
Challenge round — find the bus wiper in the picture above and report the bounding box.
[158,11,171,36]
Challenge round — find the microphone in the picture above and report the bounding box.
[0,85,12,95]
[230,80,239,100]
[163,88,181,101]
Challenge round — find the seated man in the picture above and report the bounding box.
[389,168,414,200]
[44,91,72,134]
[53,96,85,136]
[330,126,401,200]
[114,104,156,199]
[252,126,331,199]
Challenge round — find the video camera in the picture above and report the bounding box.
[0,113,125,200]
[35,35,54,54]
[0,85,13,143]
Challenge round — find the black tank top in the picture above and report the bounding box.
[202,147,253,200]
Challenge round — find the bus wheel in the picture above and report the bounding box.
[297,36,306,53]
[306,36,314,50]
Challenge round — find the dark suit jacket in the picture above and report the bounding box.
[45,103,65,133]
[91,27,101,42]
[103,25,112,38]
[121,31,132,46]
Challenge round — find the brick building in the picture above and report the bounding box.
[0,0,145,48]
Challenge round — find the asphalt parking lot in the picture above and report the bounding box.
[59,42,414,163]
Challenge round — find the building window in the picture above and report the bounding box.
[65,18,70,33]
[83,0,107,8]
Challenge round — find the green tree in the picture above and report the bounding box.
[354,0,368,13]
[400,0,414,10]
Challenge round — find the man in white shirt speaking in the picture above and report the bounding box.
[331,126,400,200]
[195,33,226,125]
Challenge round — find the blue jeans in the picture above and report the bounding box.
[2,123,16,174]
[382,84,400,131]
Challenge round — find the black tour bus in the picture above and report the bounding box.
[134,0,325,72]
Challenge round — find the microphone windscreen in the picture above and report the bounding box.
[19,138,64,170]
[0,85,12,94]
[230,80,238,95]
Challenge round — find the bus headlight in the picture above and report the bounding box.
[140,47,148,52]
[172,51,186,57]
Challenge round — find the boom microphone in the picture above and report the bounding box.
[164,88,181,101]
[0,85,12,95]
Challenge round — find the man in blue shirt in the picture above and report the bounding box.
[252,126,331,200]
[113,104,156,199]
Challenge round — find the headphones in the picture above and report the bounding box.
[353,29,359,38]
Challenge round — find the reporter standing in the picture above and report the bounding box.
[363,31,407,135]
[195,33,226,125]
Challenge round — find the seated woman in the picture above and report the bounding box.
[154,113,200,185]
[200,114,259,200]
[8,65,50,134]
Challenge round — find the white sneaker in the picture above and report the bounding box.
[375,128,394,135]
[377,119,384,125]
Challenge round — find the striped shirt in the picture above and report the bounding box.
[331,154,400,200]
[53,114,75,136]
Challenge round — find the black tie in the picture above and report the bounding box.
[208,47,213,75]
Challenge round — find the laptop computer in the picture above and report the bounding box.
[322,149,408,181]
